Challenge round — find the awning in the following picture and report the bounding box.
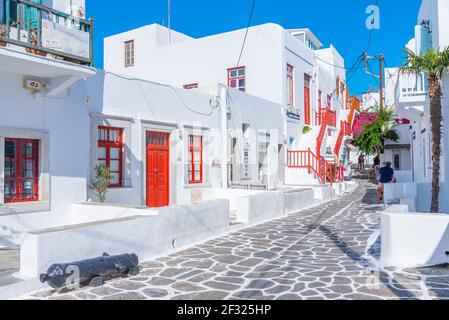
[384,144,411,150]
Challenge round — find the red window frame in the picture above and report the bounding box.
[336,76,340,97]
[183,83,199,90]
[227,66,246,92]
[287,64,295,107]
[327,94,332,108]
[188,135,203,184]
[4,138,39,203]
[98,126,124,188]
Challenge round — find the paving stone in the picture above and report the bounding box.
[204,281,241,291]
[75,292,98,300]
[148,277,176,286]
[215,277,245,285]
[90,287,122,296]
[233,290,265,299]
[246,280,275,290]
[140,269,161,277]
[237,258,264,267]
[253,251,278,259]
[172,281,206,292]
[159,268,192,278]
[172,291,229,300]
[140,261,164,269]
[103,292,146,300]
[143,288,169,298]
[111,281,146,291]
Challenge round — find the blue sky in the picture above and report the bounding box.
[87,0,422,96]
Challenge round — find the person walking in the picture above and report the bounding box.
[358,154,365,171]
[377,161,396,202]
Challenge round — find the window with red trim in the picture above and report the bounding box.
[336,76,340,97]
[287,64,295,107]
[4,138,39,203]
[183,83,199,89]
[327,94,332,108]
[188,135,203,184]
[98,126,124,187]
[228,67,246,92]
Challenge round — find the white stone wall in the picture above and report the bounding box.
[0,71,90,247]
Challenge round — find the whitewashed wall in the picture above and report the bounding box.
[0,72,90,247]
[86,72,223,207]
[104,23,285,106]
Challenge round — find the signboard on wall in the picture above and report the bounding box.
[191,190,203,204]
[41,19,90,59]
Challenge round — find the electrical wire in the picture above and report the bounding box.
[236,0,256,67]
[315,56,365,72]
[105,71,217,117]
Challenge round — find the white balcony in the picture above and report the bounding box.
[397,72,427,105]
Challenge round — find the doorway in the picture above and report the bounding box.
[145,131,170,208]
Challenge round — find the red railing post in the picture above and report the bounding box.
[307,148,311,174]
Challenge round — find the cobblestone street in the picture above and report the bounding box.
[22,180,449,300]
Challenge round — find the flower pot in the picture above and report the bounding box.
[26,47,48,57]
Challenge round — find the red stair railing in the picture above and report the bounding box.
[287,149,334,185]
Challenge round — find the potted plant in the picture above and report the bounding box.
[26,31,47,57]
[302,126,312,134]
[89,165,111,203]
[0,25,7,47]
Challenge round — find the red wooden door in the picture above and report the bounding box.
[304,77,311,125]
[146,131,170,208]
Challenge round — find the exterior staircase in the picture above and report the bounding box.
[287,97,360,186]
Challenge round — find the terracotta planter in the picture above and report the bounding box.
[26,47,47,57]
[0,41,6,47]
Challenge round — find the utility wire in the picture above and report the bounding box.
[236,0,256,67]
[105,71,216,117]
[315,56,365,71]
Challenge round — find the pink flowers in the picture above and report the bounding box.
[353,112,377,137]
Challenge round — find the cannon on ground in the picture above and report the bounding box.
[39,253,140,290]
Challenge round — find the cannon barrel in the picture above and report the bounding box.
[40,253,139,289]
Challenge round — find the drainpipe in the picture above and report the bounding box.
[219,84,229,189]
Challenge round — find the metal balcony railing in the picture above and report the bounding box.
[398,73,427,99]
[0,0,93,66]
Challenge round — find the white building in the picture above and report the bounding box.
[86,72,285,208]
[385,0,449,212]
[361,90,381,111]
[0,0,94,246]
[104,23,357,185]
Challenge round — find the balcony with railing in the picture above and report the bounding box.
[315,107,337,127]
[0,0,93,66]
[397,72,427,104]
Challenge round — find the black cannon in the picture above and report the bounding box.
[39,253,140,290]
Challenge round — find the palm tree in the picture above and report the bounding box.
[353,104,399,157]
[400,48,449,212]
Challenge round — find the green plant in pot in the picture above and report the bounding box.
[302,126,312,134]
[89,165,111,203]
[0,25,7,47]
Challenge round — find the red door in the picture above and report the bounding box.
[304,76,311,125]
[146,131,170,208]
